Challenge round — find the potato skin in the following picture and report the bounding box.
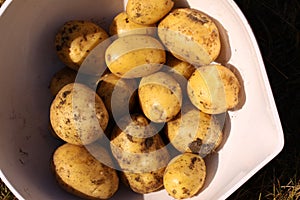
[96,73,137,120]
[163,153,206,199]
[50,83,109,145]
[110,114,170,193]
[158,8,221,66]
[126,0,174,25]
[55,20,109,72]
[49,67,77,96]
[109,12,156,37]
[187,64,240,114]
[105,35,165,78]
[138,72,182,123]
[165,103,223,156]
[53,143,119,199]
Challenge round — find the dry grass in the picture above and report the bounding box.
[0,0,299,199]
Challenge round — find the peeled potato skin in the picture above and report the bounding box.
[55,20,109,71]
[53,143,119,200]
[158,8,221,66]
[163,153,206,199]
[50,83,109,145]
[126,0,174,25]
[187,64,241,114]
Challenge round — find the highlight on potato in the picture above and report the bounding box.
[49,2,244,199]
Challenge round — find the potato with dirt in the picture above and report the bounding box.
[158,8,221,66]
[52,143,119,199]
[110,114,170,194]
[50,83,109,145]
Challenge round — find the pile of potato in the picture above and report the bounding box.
[49,0,241,199]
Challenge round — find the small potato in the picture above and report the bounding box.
[158,8,221,66]
[164,153,206,199]
[126,0,174,25]
[138,72,182,123]
[109,12,156,37]
[96,73,137,120]
[49,67,77,96]
[164,55,195,94]
[53,143,119,199]
[50,83,109,145]
[121,168,166,194]
[165,103,223,156]
[105,35,165,78]
[55,20,109,72]
[110,114,170,193]
[187,64,240,114]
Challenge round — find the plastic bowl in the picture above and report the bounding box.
[0,0,284,199]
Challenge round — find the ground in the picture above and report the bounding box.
[1,0,300,199]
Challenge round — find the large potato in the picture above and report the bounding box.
[126,0,174,25]
[96,73,137,121]
[158,8,221,66]
[50,83,109,145]
[109,12,156,37]
[110,114,170,193]
[49,67,77,96]
[52,143,119,199]
[138,72,182,123]
[164,153,206,199]
[55,20,109,73]
[105,35,165,78]
[165,103,223,156]
[187,64,241,114]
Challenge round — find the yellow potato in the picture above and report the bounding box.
[126,0,174,25]
[164,55,195,94]
[165,103,223,156]
[164,153,206,199]
[55,20,109,73]
[53,143,119,199]
[50,83,109,145]
[187,64,241,114]
[158,8,221,66]
[110,114,170,193]
[49,67,77,96]
[96,73,137,120]
[138,72,182,123]
[105,34,166,78]
[109,12,156,37]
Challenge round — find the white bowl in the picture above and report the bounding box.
[0,0,284,199]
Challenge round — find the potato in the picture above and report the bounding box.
[96,73,137,120]
[55,20,109,72]
[138,72,182,123]
[110,114,170,193]
[126,0,174,25]
[165,103,223,156]
[187,64,241,114]
[105,34,165,78]
[49,67,77,96]
[109,12,156,37]
[52,143,119,199]
[164,55,195,95]
[158,8,221,66]
[163,153,206,199]
[50,83,109,145]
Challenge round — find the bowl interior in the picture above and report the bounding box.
[0,0,284,200]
